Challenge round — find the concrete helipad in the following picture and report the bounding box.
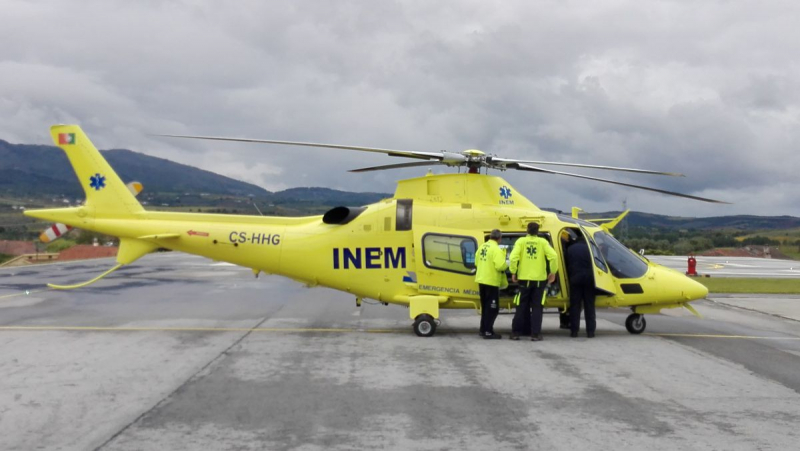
[2,254,800,450]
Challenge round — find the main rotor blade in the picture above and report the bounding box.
[349,161,447,173]
[155,134,443,161]
[491,157,684,177]
[511,163,729,204]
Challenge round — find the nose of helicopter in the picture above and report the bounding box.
[683,276,709,301]
[646,264,709,304]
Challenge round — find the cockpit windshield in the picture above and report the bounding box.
[592,231,648,279]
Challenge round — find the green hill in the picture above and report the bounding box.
[0,139,391,209]
[2,139,796,228]
[583,211,800,231]
[0,140,271,198]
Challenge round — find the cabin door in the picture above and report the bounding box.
[412,227,481,297]
[579,226,616,296]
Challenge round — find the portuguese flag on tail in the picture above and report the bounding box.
[58,133,76,145]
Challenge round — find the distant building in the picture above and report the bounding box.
[58,245,118,261]
[0,240,35,256]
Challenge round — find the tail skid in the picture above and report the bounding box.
[45,237,161,289]
[48,264,123,290]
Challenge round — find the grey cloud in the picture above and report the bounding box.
[1,0,799,216]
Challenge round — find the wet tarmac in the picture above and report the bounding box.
[2,254,800,450]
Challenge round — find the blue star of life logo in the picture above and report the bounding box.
[526,245,537,257]
[480,247,488,259]
[499,186,512,199]
[89,173,106,191]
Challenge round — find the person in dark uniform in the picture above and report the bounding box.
[567,234,596,338]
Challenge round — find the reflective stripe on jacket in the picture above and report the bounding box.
[474,240,509,287]
[509,235,559,281]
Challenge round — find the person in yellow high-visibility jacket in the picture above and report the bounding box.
[509,222,559,341]
[474,229,508,339]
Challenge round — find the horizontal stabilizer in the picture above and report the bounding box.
[117,238,160,265]
[47,238,158,290]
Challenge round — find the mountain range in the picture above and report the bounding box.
[2,139,798,230]
[0,140,388,205]
[581,211,800,231]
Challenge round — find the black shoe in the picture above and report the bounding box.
[509,334,520,341]
[587,332,595,338]
[531,335,543,342]
[570,331,578,338]
[484,333,502,340]
[560,324,570,330]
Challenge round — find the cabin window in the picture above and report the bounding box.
[588,238,608,273]
[396,199,412,231]
[422,233,478,275]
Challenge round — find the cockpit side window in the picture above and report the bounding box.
[592,231,648,279]
[589,239,608,273]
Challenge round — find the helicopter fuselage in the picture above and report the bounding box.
[25,125,709,337]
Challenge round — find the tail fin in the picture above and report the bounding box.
[51,125,143,216]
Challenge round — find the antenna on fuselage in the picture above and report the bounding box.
[252,201,264,216]
[619,199,629,239]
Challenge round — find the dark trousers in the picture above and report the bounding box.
[569,283,596,334]
[479,284,500,335]
[559,311,570,328]
[512,280,546,336]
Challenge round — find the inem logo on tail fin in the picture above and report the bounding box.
[50,125,143,217]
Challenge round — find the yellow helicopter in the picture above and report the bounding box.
[25,125,721,337]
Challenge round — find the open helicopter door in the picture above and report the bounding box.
[404,226,481,336]
[578,226,616,296]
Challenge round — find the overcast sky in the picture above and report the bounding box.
[2,0,798,217]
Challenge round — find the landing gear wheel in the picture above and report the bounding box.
[413,314,437,337]
[625,313,646,334]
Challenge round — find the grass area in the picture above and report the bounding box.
[737,227,800,244]
[45,239,76,253]
[0,253,12,264]
[696,277,800,294]
[776,245,800,260]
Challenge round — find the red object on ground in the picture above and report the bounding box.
[686,255,698,276]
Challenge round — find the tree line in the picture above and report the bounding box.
[619,227,796,255]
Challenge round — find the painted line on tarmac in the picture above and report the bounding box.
[0,288,51,300]
[0,325,400,334]
[709,299,800,324]
[647,332,800,341]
